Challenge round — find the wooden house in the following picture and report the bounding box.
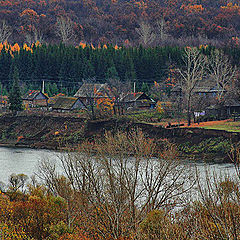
[22,90,48,108]
[74,83,114,105]
[224,99,240,116]
[52,96,86,112]
[120,92,155,109]
[171,81,225,98]
[205,99,240,120]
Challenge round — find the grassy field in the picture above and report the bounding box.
[199,120,240,132]
[153,119,240,132]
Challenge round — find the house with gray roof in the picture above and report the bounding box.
[74,83,114,104]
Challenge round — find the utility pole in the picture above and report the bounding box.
[42,80,45,93]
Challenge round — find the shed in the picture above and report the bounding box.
[52,96,86,112]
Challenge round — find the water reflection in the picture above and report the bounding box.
[0,147,58,184]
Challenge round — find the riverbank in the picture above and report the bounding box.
[0,114,238,162]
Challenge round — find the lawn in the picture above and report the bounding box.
[198,120,240,132]
[153,119,240,132]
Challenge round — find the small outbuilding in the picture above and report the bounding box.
[52,96,86,112]
[23,90,48,108]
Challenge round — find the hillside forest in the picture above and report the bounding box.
[1,0,240,46]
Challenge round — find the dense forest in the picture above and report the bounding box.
[1,0,240,46]
[1,42,240,96]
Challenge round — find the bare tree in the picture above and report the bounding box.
[37,129,195,239]
[56,16,75,44]
[136,21,156,46]
[208,49,236,103]
[178,47,206,126]
[0,20,12,43]
[156,18,168,43]
[25,27,44,45]
[8,173,28,192]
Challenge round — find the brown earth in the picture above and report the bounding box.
[0,114,239,163]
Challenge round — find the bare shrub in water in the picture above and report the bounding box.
[38,129,195,239]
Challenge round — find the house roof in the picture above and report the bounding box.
[171,85,225,93]
[74,83,113,98]
[224,98,240,107]
[48,93,65,105]
[121,92,154,102]
[52,96,82,110]
[23,90,48,100]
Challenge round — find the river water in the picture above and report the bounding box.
[0,147,59,184]
[0,147,237,185]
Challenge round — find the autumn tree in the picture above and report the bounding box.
[20,8,44,44]
[178,47,206,126]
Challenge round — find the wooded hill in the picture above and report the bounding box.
[1,0,240,46]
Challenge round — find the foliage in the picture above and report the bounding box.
[1,0,240,45]
[123,110,164,123]
[178,137,231,154]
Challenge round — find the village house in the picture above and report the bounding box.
[171,81,226,98]
[22,90,48,108]
[74,83,114,105]
[52,96,86,112]
[120,92,156,110]
[206,99,240,120]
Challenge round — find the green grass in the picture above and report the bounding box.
[200,122,240,132]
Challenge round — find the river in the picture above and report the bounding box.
[0,147,60,184]
[0,147,237,185]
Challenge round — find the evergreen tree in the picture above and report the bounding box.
[9,67,23,112]
[141,82,150,94]
[105,65,119,80]
[50,83,59,95]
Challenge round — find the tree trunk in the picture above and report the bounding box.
[187,95,191,126]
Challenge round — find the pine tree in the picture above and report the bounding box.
[105,65,119,80]
[8,67,23,112]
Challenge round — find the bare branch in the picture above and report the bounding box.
[56,16,75,44]
[136,21,156,46]
[208,49,236,103]
[0,20,12,43]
